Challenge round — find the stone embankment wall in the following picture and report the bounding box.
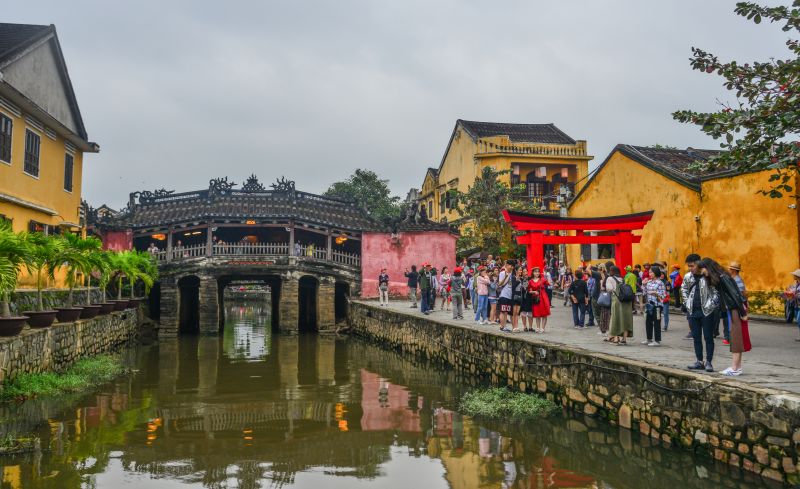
[10,288,105,315]
[0,309,141,383]
[349,302,800,485]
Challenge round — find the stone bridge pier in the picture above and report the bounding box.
[155,258,356,337]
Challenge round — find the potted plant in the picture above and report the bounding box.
[93,251,115,315]
[75,236,102,320]
[20,232,61,328]
[0,221,29,336]
[52,233,89,323]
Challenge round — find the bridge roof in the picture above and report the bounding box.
[108,176,386,232]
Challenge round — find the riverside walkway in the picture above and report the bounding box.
[375,300,800,395]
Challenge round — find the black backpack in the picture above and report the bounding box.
[615,278,635,303]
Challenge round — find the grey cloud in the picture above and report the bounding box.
[5,0,788,208]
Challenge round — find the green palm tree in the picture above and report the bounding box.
[109,251,131,300]
[23,232,64,311]
[0,221,29,318]
[54,234,98,308]
[133,250,159,298]
[72,236,102,306]
[94,251,113,303]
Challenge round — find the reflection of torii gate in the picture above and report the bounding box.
[501,210,654,271]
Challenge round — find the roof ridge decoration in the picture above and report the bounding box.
[270,176,296,193]
[241,174,266,192]
[209,177,237,196]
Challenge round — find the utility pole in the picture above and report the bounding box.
[556,185,573,267]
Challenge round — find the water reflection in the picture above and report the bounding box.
[222,303,271,362]
[0,302,771,489]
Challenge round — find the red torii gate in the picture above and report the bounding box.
[501,210,655,271]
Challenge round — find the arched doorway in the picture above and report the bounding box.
[178,275,201,334]
[335,282,350,323]
[298,276,319,332]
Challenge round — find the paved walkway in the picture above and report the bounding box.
[374,299,800,395]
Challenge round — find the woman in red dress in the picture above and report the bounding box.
[528,267,551,333]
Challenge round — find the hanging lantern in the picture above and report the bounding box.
[335,234,348,245]
[561,167,569,179]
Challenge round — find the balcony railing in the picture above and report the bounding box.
[476,140,587,157]
[151,241,361,268]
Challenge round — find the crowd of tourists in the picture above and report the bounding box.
[377,251,759,377]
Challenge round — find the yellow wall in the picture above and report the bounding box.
[419,170,439,221]
[567,150,799,314]
[0,108,85,287]
[435,128,479,222]
[425,126,590,223]
[699,172,799,296]
[568,150,701,268]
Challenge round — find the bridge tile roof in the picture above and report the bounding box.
[115,188,386,232]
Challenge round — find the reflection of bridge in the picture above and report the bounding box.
[157,400,337,433]
[97,175,383,336]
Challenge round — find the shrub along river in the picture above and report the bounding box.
[0,301,775,488]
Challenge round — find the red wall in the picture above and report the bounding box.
[361,231,457,298]
[101,230,133,251]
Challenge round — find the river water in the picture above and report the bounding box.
[0,301,772,488]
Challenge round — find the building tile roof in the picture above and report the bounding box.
[458,119,576,145]
[110,178,386,232]
[616,145,729,189]
[0,23,52,63]
[396,217,456,233]
[570,144,730,206]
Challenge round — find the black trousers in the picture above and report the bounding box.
[645,306,662,342]
[689,313,715,363]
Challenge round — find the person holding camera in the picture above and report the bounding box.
[404,265,419,308]
[642,266,666,346]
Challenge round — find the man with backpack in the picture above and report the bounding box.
[623,266,639,313]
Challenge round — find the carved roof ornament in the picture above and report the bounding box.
[241,174,266,192]
[209,177,237,195]
[130,188,175,206]
[270,176,296,193]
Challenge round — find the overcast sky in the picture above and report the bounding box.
[6,1,791,208]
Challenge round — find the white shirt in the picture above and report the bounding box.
[498,270,513,299]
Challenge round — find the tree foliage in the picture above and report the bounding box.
[453,166,539,256]
[0,221,28,318]
[673,1,800,197]
[324,169,401,222]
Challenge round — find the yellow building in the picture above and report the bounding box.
[419,119,593,223]
[0,23,99,286]
[567,144,799,314]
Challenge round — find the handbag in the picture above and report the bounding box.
[741,317,752,352]
[598,291,612,308]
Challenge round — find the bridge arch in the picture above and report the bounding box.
[298,275,319,332]
[217,274,283,333]
[178,275,201,334]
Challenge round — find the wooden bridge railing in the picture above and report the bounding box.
[152,242,360,268]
